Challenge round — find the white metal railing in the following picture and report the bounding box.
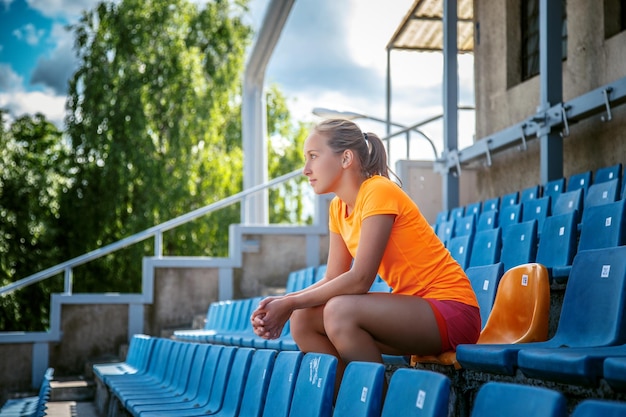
[0,168,303,297]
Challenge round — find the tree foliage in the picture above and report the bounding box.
[62,0,252,292]
[0,111,69,330]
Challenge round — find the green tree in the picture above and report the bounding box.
[0,111,69,330]
[62,0,252,292]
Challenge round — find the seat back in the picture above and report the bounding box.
[544,178,565,209]
[500,220,538,272]
[466,263,505,329]
[447,234,473,270]
[567,170,592,193]
[380,368,450,417]
[333,361,385,417]
[482,197,500,213]
[465,201,482,217]
[498,204,521,229]
[499,192,519,211]
[288,353,337,417]
[435,219,455,246]
[469,228,502,267]
[470,382,567,417]
[261,351,303,417]
[238,349,277,417]
[553,188,584,222]
[520,184,541,203]
[435,210,449,224]
[552,246,626,347]
[522,196,551,233]
[449,206,465,221]
[478,263,550,344]
[536,211,578,271]
[580,200,626,251]
[476,209,498,231]
[454,213,476,238]
[315,264,328,283]
[584,178,619,208]
[572,399,626,417]
[594,163,622,185]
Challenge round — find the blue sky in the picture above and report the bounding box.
[0,0,475,162]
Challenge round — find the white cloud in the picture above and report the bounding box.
[30,23,77,94]
[25,0,101,19]
[0,89,66,128]
[12,23,46,46]
[0,63,23,92]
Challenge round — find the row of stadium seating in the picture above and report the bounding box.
[0,368,53,417]
[93,335,626,417]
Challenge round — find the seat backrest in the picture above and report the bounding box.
[333,361,385,417]
[469,228,502,268]
[454,213,476,238]
[476,209,498,231]
[578,199,626,251]
[552,188,584,222]
[238,349,277,417]
[447,234,473,270]
[465,201,482,217]
[594,163,622,185]
[543,177,565,206]
[571,399,626,417]
[466,263,505,329]
[552,246,626,347]
[470,382,567,417]
[478,263,550,344]
[500,220,538,272]
[212,347,255,417]
[482,197,500,213]
[536,211,578,269]
[435,219,455,246]
[435,210,449,224]
[288,353,337,417]
[584,178,619,208]
[567,170,592,193]
[498,204,521,229]
[380,368,450,417]
[499,192,519,212]
[449,206,465,221]
[261,351,303,417]
[315,264,328,283]
[520,184,541,203]
[522,196,551,233]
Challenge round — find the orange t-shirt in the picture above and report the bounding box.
[329,175,478,307]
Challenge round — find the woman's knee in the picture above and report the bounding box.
[289,307,321,339]
[323,295,358,335]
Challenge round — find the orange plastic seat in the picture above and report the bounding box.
[411,263,551,369]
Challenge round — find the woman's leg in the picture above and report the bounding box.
[323,293,443,363]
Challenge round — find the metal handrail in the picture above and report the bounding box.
[0,168,303,297]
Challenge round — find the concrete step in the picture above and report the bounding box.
[50,377,95,402]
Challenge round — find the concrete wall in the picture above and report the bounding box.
[473,0,626,200]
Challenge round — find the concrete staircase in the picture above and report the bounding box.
[45,377,98,417]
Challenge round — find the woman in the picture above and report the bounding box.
[251,118,480,393]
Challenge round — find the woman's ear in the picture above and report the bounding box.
[342,150,353,167]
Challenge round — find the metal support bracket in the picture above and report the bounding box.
[560,104,570,137]
[520,123,528,151]
[484,139,493,167]
[601,87,613,122]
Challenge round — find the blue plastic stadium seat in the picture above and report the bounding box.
[230,349,277,417]
[447,234,473,270]
[435,210,449,225]
[261,351,303,417]
[288,353,337,417]
[584,178,619,208]
[454,213,476,238]
[0,367,54,417]
[470,382,567,417]
[482,197,500,213]
[435,219,455,246]
[380,368,450,417]
[466,263,504,329]
[499,192,519,212]
[465,201,482,217]
[535,211,578,283]
[520,184,541,203]
[498,204,521,229]
[604,356,626,391]
[544,178,565,211]
[567,170,592,193]
[522,196,550,235]
[517,344,626,387]
[572,399,626,417]
[500,220,538,272]
[578,199,626,251]
[553,188,584,224]
[468,228,502,268]
[333,362,385,417]
[456,246,626,375]
[476,209,498,231]
[594,163,622,185]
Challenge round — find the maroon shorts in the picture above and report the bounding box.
[425,299,481,352]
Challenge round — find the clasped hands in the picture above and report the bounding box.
[250,296,292,340]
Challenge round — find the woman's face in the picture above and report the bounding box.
[302,131,344,195]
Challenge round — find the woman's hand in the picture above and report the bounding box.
[250,296,293,339]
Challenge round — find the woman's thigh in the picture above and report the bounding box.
[323,293,442,355]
